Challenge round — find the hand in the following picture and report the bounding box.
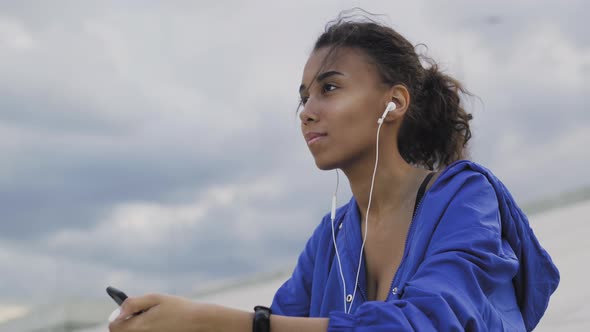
[108,293,219,332]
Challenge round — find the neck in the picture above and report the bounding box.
[341,149,427,228]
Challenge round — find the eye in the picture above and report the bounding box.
[299,96,309,106]
[321,83,338,93]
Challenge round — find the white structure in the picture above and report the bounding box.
[1,194,588,331]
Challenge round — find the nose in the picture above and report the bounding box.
[299,100,319,125]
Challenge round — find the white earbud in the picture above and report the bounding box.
[377,101,397,124]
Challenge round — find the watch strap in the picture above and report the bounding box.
[253,305,272,332]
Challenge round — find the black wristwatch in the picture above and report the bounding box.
[253,305,272,332]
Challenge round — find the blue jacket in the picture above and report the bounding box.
[271,160,559,331]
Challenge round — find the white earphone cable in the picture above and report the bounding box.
[346,118,384,313]
[331,102,393,314]
[330,170,348,312]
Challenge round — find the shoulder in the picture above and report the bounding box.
[423,160,502,231]
[432,160,497,195]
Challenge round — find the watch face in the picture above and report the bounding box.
[254,305,271,312]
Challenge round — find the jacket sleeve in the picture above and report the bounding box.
[328,173,521,331]
[270,215,327,317]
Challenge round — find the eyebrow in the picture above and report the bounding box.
[299,70,344,94]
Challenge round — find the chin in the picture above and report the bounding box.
[313,155,340,171]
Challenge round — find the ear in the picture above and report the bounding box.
[382,84,410,123]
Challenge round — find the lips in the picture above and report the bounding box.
[304,132,327,145]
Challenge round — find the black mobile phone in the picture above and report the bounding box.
[106,286,128,306]
[106,286,147,321]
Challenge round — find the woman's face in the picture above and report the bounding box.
[299,47,390,170]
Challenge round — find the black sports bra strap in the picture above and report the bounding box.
[413,172,435,217]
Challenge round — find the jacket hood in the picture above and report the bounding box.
[457,161,560,330]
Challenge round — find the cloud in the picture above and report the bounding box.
[0,17,35,50]
[40,172,324,272]
[0,242,182,304]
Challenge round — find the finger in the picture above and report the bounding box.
[117,293,161,320]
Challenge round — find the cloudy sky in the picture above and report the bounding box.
[0,0,588,318]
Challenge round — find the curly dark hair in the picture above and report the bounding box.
[311,10,474,170]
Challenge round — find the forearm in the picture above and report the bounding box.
[205,305,328,332]
[272,314,329,332]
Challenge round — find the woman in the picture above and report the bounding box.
[109,15,559,332]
